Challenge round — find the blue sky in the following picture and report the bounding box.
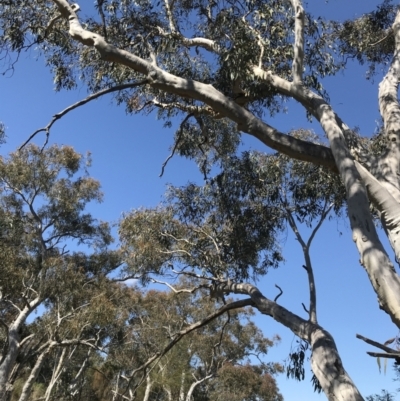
[0,0,399,399]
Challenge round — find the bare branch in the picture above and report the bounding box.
[274,284,283,302]
[366,351,400,359]
[306,201,334,249]
[150,278,208,294]
[160,113,193,177]
[284,206,318,323]
[356,333,398,354]
[21,80,148,149]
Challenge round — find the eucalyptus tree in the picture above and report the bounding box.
[0,144,119,401]
[119,146,353,399]
[2,0,400,400]
[86,281,283,401]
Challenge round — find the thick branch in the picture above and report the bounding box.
[51,0,336,169]
[291,0,305,84]
[379,9,400,145]
[317,104,400,328]
[355,160,400,262]
[216,282,364,401]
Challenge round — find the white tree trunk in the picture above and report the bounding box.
[219,283,365,401]
[0,298,40,401]
[17,343,54,401]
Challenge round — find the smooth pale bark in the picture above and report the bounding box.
[41,1,400,398]
[355,161,400,262]
[291,0,305,84]
[375,9,400,266]
[50,0,336,170]
[143,374,152,401]
[48,2,400,328]
[254,59,400,327]
[179,371,185,401]
[44,348,67,401]
[317,104,400,326]
[18,343,54,401]
[216,282,364,401]
[0,297,40,401]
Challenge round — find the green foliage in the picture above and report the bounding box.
[0,0,353,125]
[120,131,344,283]
[93,279,283,401]
[334,0,397,79]
[366,389,395,401]
[0,144,124,401]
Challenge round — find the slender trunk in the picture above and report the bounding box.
[185,374,214,401]
[0,298,41,401]
[18,343,54,401]
[143,374,152,401]
[68,348,91,396]
[44,347,67,401]
[179,371,185,401]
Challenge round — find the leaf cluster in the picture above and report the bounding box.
[120,132,345,283]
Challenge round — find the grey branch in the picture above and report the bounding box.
[21,80,149,150]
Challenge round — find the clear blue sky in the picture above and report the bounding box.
[0,0,398,399]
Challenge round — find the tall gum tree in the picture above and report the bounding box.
[0,145,118,401]
[2,0,400,400]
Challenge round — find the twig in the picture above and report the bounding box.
[301,302,309,315]
[20,80,149,150]
[274,284,283,302]
[159,113,193,177]
[369,30,393,47]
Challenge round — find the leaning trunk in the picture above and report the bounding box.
[310,328,363,401]
[18,343,54,401]
[0,299,40,401]
[223,282,365,401]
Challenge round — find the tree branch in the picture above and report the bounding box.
[127,298,253,379]
[291,0,305,84]
[50,0,336,169]
[160,113,193,177]
[356,333,398,354]
[21,80,148,149]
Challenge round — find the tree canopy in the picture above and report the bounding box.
[2,0,400,401]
